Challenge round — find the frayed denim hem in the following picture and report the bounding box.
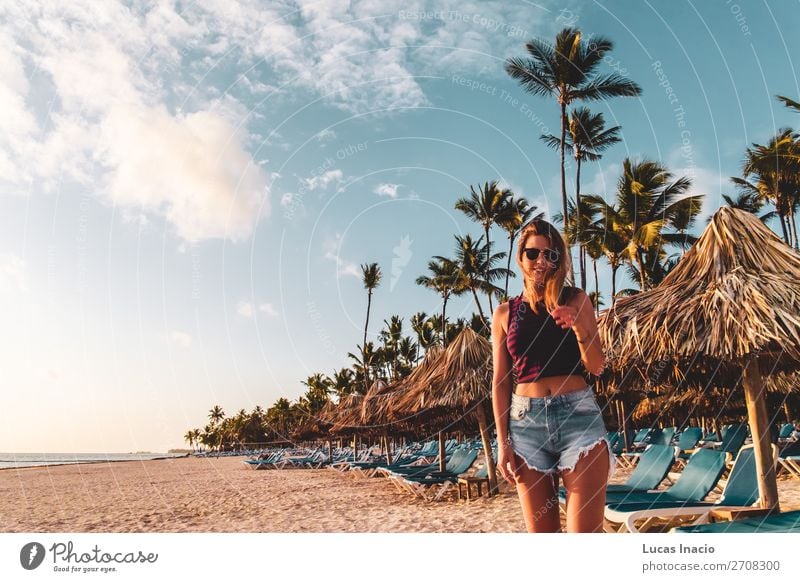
[557,437,616,481]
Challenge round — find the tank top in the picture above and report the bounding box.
[505,288,587,383]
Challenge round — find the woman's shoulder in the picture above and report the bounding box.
[560,285,584,301]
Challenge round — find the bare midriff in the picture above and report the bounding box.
[514,375,588,398]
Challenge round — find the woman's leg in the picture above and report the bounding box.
[514,459,560,532]
[561,440,610,533]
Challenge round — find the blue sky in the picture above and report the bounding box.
[1,1,798,452]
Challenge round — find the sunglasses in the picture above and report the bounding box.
[522,247,560,264]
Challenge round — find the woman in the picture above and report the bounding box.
[491,219,614,533]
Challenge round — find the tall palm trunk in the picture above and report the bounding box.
[559,100,575,286]
[484,225,494,314]
[470,287,488,330]
[505,236,515,297]
[593,258,599,317]
[635,247,647,291]
[575,153,586,290]
[363,292,372,393]
[611,262,619,308]
[441,295,449,347]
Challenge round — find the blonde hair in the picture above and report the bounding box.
[515,219,573,314]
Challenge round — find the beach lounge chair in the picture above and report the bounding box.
[242,451,285,469]
[777,423,795,443]
[619,428,677,466]
[605,446,774,533]
[602,448,727,532]
[398,448,480,502]
[557,444,678,515]
[671,508,800,533]
[777,440,800,479]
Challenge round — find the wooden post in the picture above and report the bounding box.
[438,431,446,472]
[784,401,793,423]
[620,399,630,451]
[742,356,780,511]
[476,401,499,494]
[383,433,392,464]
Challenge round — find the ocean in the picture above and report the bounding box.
[0,452,189,469]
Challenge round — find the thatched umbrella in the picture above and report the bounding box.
[600,207,800,510]
[389,327,498,493]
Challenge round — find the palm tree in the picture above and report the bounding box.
[584,158,703,292]
[454,181,512,313]
[207,405,225,451]
[505,26,642,281]
[183,430,195,451]
[409,312,431,362]
[495,196,541,298]
[777,94,800,112]
[435,234,511,331]
[360,262,382,393]
[542,108,621,288]
[415,257,465,347]
[330,367,356,399]
[737,129,800,248]
[191,428,201,451]
[347,342,377,394]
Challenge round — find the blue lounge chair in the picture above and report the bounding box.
[602,448,727,532]
[671,509,800,533]
[397,449,480,501]
[558,444,678,516]
[605,445,774,532]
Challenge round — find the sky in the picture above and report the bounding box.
[0,0,798,453]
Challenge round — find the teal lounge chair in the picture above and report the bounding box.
[557,444,678,516]
[602,448,727,532]
[398,449,480,501]
[605,445,775,533]
[671,509,800,533]
[620,428,677,465]
[777,440,800,479]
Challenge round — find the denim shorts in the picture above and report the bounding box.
[508,385,616,479]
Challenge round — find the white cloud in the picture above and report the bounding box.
[302,169,344,192]
[1,2,270,242]
[316,128,336,142]
[258,303,278,317]
[168,330,193,348]
[323,233,360,278]
[280,192,296,207]
[237,300,254,318]
[374,183,400,198]
[102,103,268,242]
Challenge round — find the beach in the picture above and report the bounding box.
[2,456,800,533]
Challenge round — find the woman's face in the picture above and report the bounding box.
[521,234,559,288]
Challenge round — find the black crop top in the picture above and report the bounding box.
[505,288,587,383]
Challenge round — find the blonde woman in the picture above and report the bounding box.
[491,219,614,532]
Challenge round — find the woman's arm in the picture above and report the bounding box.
[571,290,606,376]
[491,302,514,445]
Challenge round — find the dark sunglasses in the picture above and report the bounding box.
[523,247,560,263]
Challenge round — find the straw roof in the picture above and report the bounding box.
[389,327,492,431]
[599,207,800,385]
[359,345,446,427]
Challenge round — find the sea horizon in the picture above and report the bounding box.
[0,452,191,470]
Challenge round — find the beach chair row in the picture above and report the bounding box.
[560,440,798,533]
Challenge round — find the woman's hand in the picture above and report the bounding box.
[550,305,581,331]
[497,442,521,485]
